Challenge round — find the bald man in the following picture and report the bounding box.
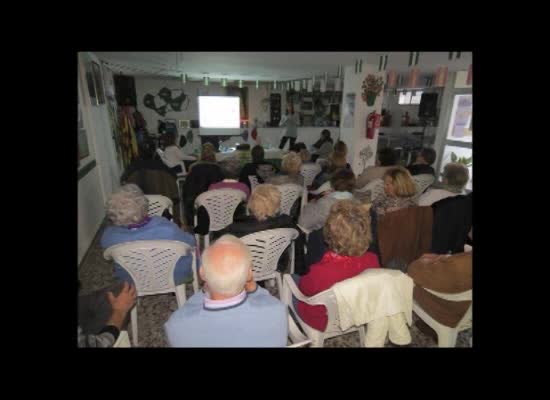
[164,235,288,347]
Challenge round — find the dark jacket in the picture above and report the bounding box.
[216,214,308,275]
[239,161,279,189]
[431,192,472,254]
[182,162,224,227]
[407,164,435,176]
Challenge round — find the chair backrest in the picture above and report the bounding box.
[277,184,303,216]
[249,175,259,192]
[195,188,247,232]
[356,178,385,202]
[103,240,194,297]
[240,228,299,281]
[300,163,322,187]
[412,174,435,198]
[145,194,173,217]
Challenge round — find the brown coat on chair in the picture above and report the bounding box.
[408,252,472,328]
[377,206,433,267]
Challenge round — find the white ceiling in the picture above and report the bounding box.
[94,52,472,82]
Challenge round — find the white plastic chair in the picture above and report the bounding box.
[309,181,332,195]
[300,163,322,188]
[156,148,186,215]
[194,188,247,250]
[281,274,366,348]
[113,330,131,348]
[413,289,472,348]
[240,228,299,298]
[277,183,304,216]
[145,194,173,217]
[103,240,198,347]
[412,174,435,199]
[355,178,385,202]
[249,175,260,192]
[287,313,312,348]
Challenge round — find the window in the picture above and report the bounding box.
[446,94,472,143]
[398,90,423,105]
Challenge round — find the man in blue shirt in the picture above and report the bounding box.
[164,235,288,347]
[100,184,197,285]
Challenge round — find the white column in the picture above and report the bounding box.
[339,63,385,175]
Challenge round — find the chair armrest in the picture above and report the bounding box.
[287,313,309,345]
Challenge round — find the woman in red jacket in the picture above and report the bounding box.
[296,200,380,332]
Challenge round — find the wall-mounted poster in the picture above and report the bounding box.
[78,104,90,161]
[343,93,356,128]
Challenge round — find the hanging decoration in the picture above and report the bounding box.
[386,70,397,88]
[434,66,448,87]
[408,68,420,88]
[361,74,384,106]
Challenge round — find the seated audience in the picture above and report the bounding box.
[164,235,288,347]
[182,143,224,228]
[100,184,196,285]
[407,252,472,335]
[78,281,136,348]
[295,200,380,332]
[239,145,278,189]
[121,145,182,224]
[217,184,307,275]
[290,142,308,154]
[299,148,313,164]
[311,129,334,161]
[209,158,250,200]
[407,147,436,176]
[356,147,398,189]
[266,151,304,186]
[162,131,197,174]
[418,163,469,206]
[311,140,351,190]
[371,167,417,216]
[299,168,356,232]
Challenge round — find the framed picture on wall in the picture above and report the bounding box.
[92,61,105,104]
[179,119,190,129]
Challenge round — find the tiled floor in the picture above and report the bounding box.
[78,225,472,348]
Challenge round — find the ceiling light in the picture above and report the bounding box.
[256,80,259,89]
[239,80,243,88]
[204,76,209,86]
[222,78,227,87]
[334,78,341,92]
[296,80,301,91]
[181,73,186,84]
[273,80,277,90]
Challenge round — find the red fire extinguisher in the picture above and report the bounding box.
[366,111,381,139]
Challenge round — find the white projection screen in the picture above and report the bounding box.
[198,96,241,136]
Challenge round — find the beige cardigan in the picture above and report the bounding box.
[332,269,413,335]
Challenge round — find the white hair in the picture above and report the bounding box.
[201,235,252,297]
[105,184,149,226]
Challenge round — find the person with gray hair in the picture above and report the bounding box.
[208,158,250,199]
[418,162,470,206]
[164,234,288,347]
[100,183,197,286]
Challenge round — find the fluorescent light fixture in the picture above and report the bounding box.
[204,76,209,86]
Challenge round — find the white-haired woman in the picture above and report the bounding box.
[100,184,197,285]
[266,152,304,186]
[216,184,307,275]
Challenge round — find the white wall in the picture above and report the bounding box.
[78,52,122,265]
[340,64,385,174]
